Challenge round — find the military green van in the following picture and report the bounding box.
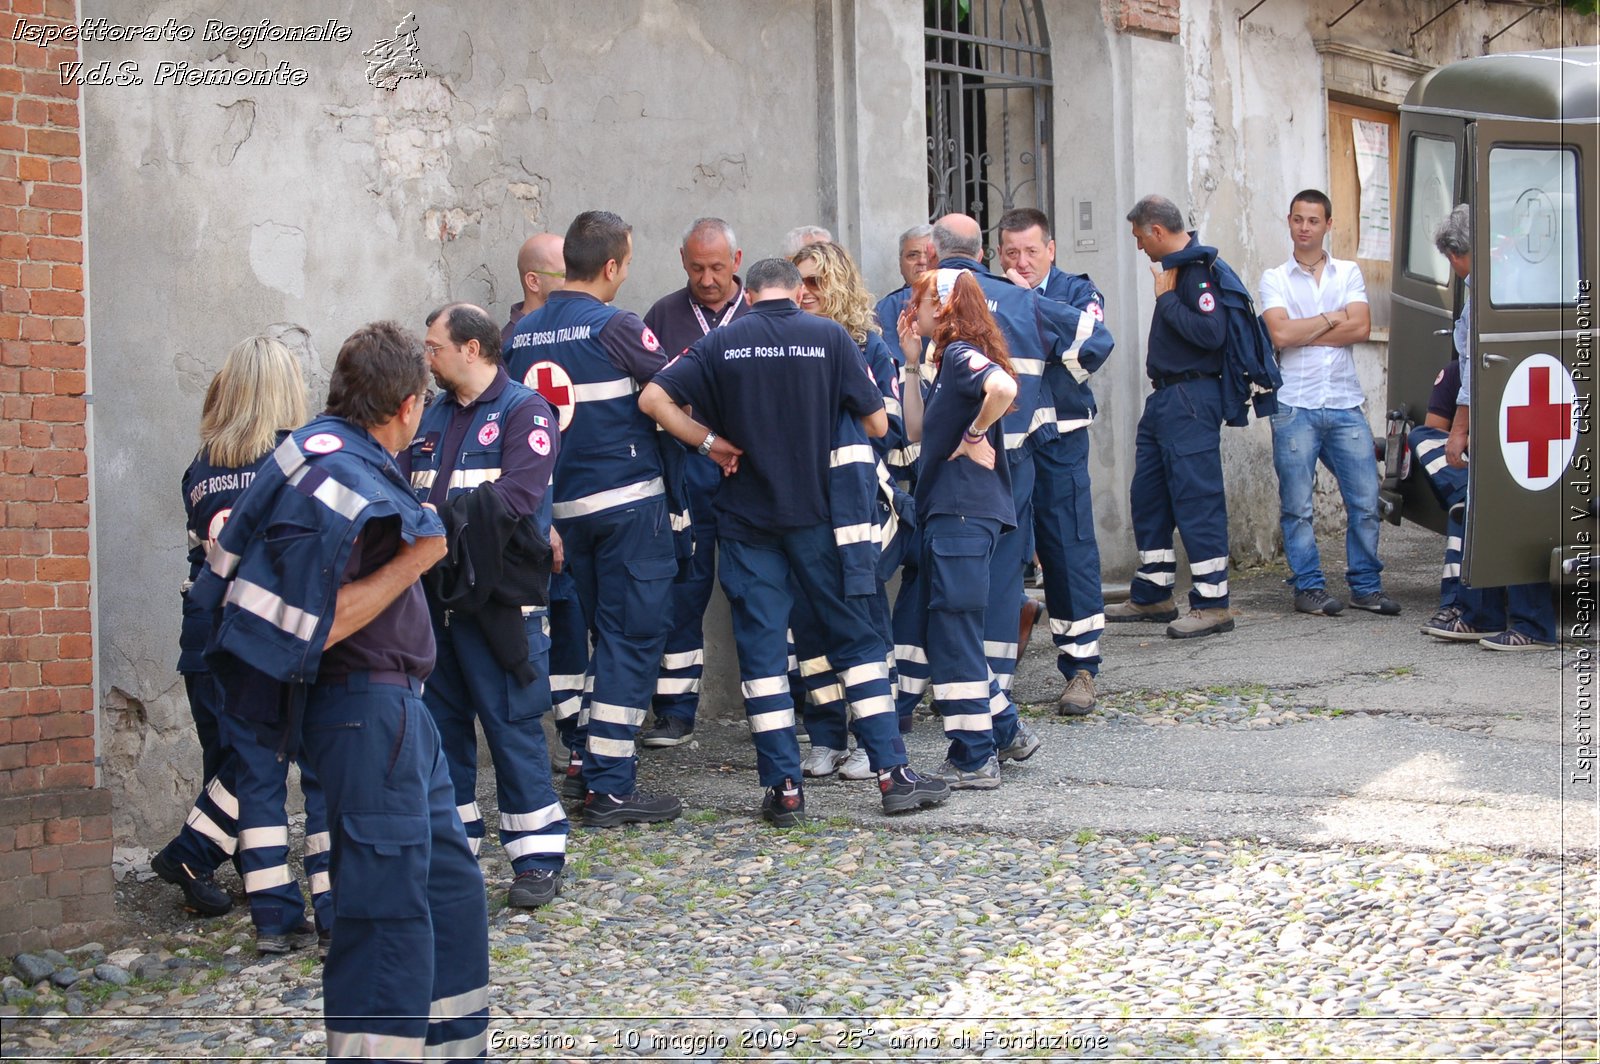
[1385,46,1598,589]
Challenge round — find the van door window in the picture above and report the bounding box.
[1405,135,1457,285]
[1486,146,1581,307]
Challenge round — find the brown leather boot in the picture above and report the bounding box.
[1017,598,1044,667]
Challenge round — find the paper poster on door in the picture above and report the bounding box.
[1352,119,1392,261]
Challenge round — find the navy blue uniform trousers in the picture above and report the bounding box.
[1129,378,1231,609]
[1410,426,1557,642]
[920,514,1013,769]
[546,570,589,758]
[304,675,489,1063]
[653,454,721,727]
[720,523,908,785]
[423,610,568,875]
[162,671,333,936]
[1033,428,1105,678]
[559,499,677,796]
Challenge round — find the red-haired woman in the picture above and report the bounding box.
[897,269,1021,789]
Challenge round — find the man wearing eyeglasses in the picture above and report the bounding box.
[407,303,570,911]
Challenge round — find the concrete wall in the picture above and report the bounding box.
[1051,0,1189,576]
[84,0,928,844]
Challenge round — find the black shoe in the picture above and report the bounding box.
[561,751,586,803]
[761,778,807,828]
[640,716,693,748]
[507,868,562,908]
[878,765,950,814]
[257,919,318,955]
[583,789,683,828]
[1350,591,1401,616]
[1293,587,1345,616]
[317,929,331,959]
[151,849,233,917]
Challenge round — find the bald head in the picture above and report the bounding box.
[932,213,983,261]
[517,233,566,310]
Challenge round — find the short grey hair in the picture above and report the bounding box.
[783,225,832,257]
[898,223,934,249]
[1433,204,1471,257]
[682,217,738,253]
[1125,194,1186,234]
[931,220,981,260]
[746,257,803,292]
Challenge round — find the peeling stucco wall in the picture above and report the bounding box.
[84,0,864,845]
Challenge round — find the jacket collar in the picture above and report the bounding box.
[1160,232,1218,271]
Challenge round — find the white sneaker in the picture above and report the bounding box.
[837,746,873,780]
[801,745,848,778]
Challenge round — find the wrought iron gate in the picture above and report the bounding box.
[925,0,1054,256]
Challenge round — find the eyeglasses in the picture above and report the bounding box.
[529,269,566,279]
[423,341,452,356]
[800,276,823,291]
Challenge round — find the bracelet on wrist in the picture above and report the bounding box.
[963,426,986,443]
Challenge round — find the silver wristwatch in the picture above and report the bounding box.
[697,431,717,456]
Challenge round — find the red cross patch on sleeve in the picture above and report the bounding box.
[1197,292,1216,313]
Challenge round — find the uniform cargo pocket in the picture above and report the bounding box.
[1169,433,1226,502]
[507,616,553,721]
[622,555,678,637]
[263,521,319,564]
[927,535,992,612]
[334,812,429,920]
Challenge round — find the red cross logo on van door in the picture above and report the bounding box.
[1498,353,1578,492]
[524,361,575,431]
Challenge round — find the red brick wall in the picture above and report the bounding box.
[0,0,113,955]
[1111,0,1181,38]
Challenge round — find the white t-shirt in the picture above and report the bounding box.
[1258,254,1369,410]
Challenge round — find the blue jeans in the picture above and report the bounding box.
[1270,403,1383,596]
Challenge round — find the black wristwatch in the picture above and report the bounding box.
[698,431,718,457]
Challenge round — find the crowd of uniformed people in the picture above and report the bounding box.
[149,195,1436,1061]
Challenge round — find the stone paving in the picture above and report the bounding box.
[3,525,1596,1061]
[2,806,1595,1061]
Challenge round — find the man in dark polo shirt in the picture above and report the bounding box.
[638,257,950,827]
[638,217,752,748]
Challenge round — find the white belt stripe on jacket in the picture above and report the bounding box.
[552,477,665,520]
[572,377,638,403]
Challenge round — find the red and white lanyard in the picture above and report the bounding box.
[691,284,742,336]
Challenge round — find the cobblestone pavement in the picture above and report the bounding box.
[3,812,1595,1061]
[4,526,1596,1060]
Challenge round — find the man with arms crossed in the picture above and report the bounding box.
[997,207,1112,714]
[1259,189,1397,617]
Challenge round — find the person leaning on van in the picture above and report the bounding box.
[1434,204,1558,650]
